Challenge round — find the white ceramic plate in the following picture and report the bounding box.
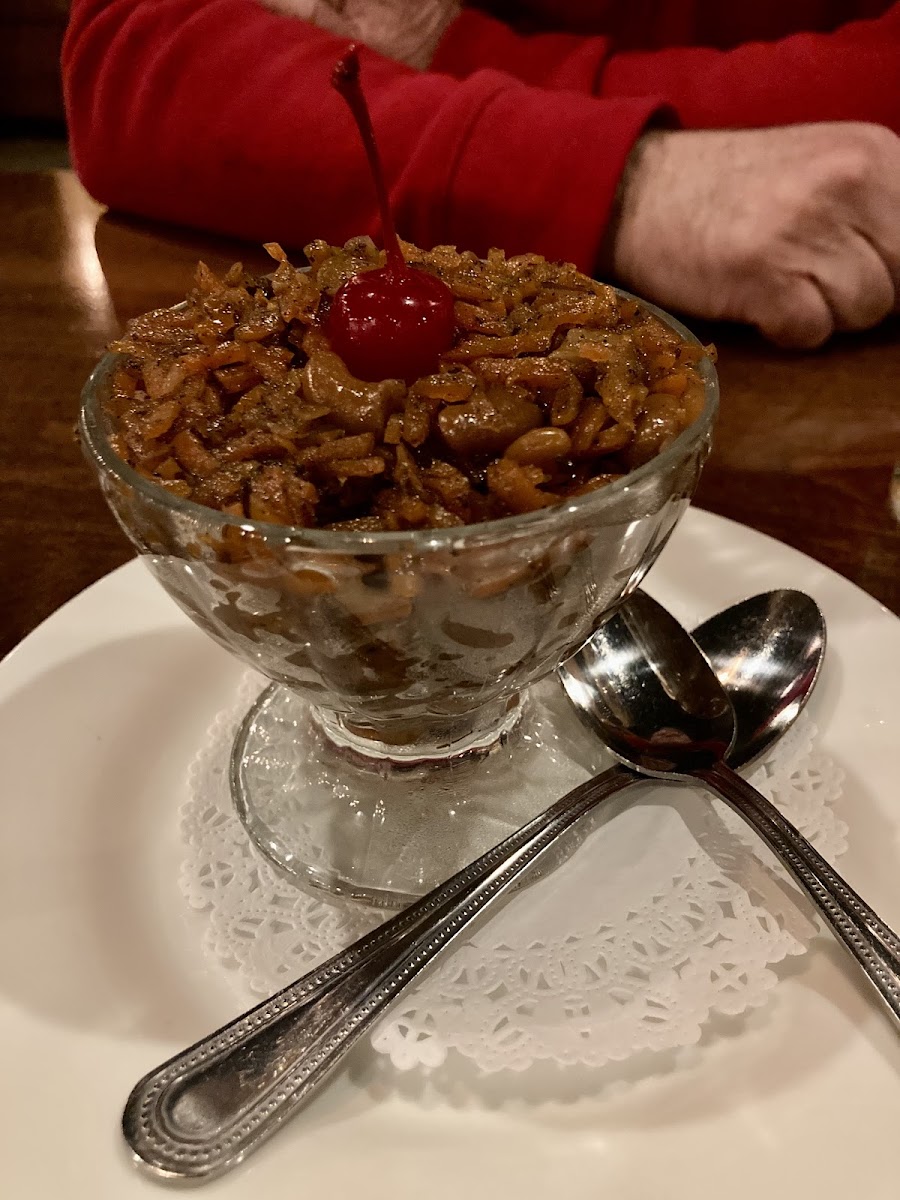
[1,506,899,1200]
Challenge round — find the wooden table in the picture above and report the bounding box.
[2,170,899,659]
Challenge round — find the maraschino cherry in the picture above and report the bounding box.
[326,45,455,384]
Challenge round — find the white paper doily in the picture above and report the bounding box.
[180,673,847,1075]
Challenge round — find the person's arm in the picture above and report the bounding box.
[430,4,900,349]
[432,5,900,133]
[62,0,663,270]
[601,5,900,132]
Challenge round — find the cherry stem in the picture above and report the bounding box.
[332,45,404,269]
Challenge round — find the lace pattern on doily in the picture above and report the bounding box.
[181,674,846,1074]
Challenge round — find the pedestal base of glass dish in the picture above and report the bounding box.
[230,680,604,909]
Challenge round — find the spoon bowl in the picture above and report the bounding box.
[690,590,826,767]
[562,590,826,773]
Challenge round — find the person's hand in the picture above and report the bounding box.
[262,0,460,69]
[611,123,900,348]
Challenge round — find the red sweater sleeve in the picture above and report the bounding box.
[602,5,900,131]
[62,0,664,271]
[434,6,900,133]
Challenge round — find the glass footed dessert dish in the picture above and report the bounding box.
[78,48,718,908]
[79,278,717,907]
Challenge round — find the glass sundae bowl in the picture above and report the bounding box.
[79,298,718,908]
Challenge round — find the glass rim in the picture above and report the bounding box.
[78,291,719,552]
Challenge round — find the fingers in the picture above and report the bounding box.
[818,232,897,331]
[840,124,900,307]
[755,233,896,348]
[755,277,834,349]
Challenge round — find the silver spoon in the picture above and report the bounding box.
[124,589,831,1183]
[562,589,900,1006]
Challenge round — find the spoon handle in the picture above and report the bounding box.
[697,761,900,1017]
[123,766,634,1182]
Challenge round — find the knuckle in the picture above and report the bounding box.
[853,121,898,152]
[827,124,898,189]
[829,144,877,191]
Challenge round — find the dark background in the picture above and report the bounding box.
[0,1,70,169]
